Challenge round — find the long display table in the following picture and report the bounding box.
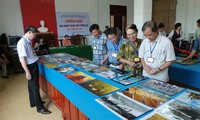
[169,62,200,89]
[38,53,200,120]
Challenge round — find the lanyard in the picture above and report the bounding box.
[150,41,157,55]
[113,41,120,52]
[128,40,138,55]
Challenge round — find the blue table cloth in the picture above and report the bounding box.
[169,63,200,89]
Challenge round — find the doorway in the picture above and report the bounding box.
[110,5,127,37]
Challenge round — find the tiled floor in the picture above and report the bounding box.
[0,73,62,120]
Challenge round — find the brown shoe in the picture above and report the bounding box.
[37,108,51,114]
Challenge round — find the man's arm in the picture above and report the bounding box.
[101,53,109,64]
[141,58,152,74]
[151,61,174,74]
[19,57,31,80]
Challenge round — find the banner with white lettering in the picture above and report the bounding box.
[56,12,90,38]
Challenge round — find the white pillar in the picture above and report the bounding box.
[134,0,152,39]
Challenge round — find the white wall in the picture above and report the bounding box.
[134,0,152,39]
[0,0,24,36]
[176,0,200,40]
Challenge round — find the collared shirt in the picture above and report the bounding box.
[116,38,142,74]
[90,32,108,64]
[139,34,176,82]
[106,37,125,64]
[194,28,200,39]
[17,36,38,65]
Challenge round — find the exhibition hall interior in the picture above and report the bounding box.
[0,0,200,120]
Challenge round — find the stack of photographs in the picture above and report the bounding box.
[141,111,170,120]
[156,100,200,120]
[112,74,146,85]
[175,89,200,108]
[65,71,95,84]
[54,66,76,74]
[121,86,170,108]
[80,80,119,96]
[141,79,185,96]
[96,92,152,120]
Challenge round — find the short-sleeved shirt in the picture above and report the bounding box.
[117,38,142,74]
[106,37,125,64]
[139,34,176,82]
[194,28,200,39]
[90,32,108,64]
[17,36,38,65]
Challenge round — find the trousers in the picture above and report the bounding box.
[27,62,44,111]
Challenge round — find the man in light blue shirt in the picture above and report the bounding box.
[101,27,125,68]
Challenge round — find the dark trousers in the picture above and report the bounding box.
[27,62,44,111]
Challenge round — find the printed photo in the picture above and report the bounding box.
[96,92,152,120]
[65,71,95,84]
[141,79,185,96]
[112,75,147,85]
[54,66,76,73]
[80,80,119,96]
[157,100,200,120]
[176,89,200,108]
[121,86,170,108]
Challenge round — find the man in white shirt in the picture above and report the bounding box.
[17,26,51,114]
[139,21,176,82]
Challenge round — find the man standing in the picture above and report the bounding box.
[101,27,125,68]
[17,26,51,114]
[89,24,108,65]
[139,21,176,82]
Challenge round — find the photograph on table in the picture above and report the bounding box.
[140,79,185,96]
[65,71,95,84]
[78,63,99,72]
[89,65,112,73]
[175,58,198,65]
[96,68,128,79]
[80,80,119,96]
[141,111,170,120]
[121,86,170,108]
[156,100,200,120]
[96,92,152,120]
[54,65,76,74]
[112,74,147,85]
[176,89,200,108]
[44,62,59,68]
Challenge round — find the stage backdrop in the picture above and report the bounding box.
[56,12,90,38]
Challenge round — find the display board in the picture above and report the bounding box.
[56,12,90,38]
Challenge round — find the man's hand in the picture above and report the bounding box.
[26,72,32,80]
[144,65,152,74]
[127,61,137,68]
[150,68,159,74]
[101,59,107,64]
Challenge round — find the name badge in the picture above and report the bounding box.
[112,53,117,57]
[147,57,154,63]
[33,52,37,56]
[93,46,97,50]
[134,57,140,62]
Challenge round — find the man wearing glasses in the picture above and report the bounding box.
[101,27,125,68]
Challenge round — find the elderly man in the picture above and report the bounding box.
[139,21,176,82]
